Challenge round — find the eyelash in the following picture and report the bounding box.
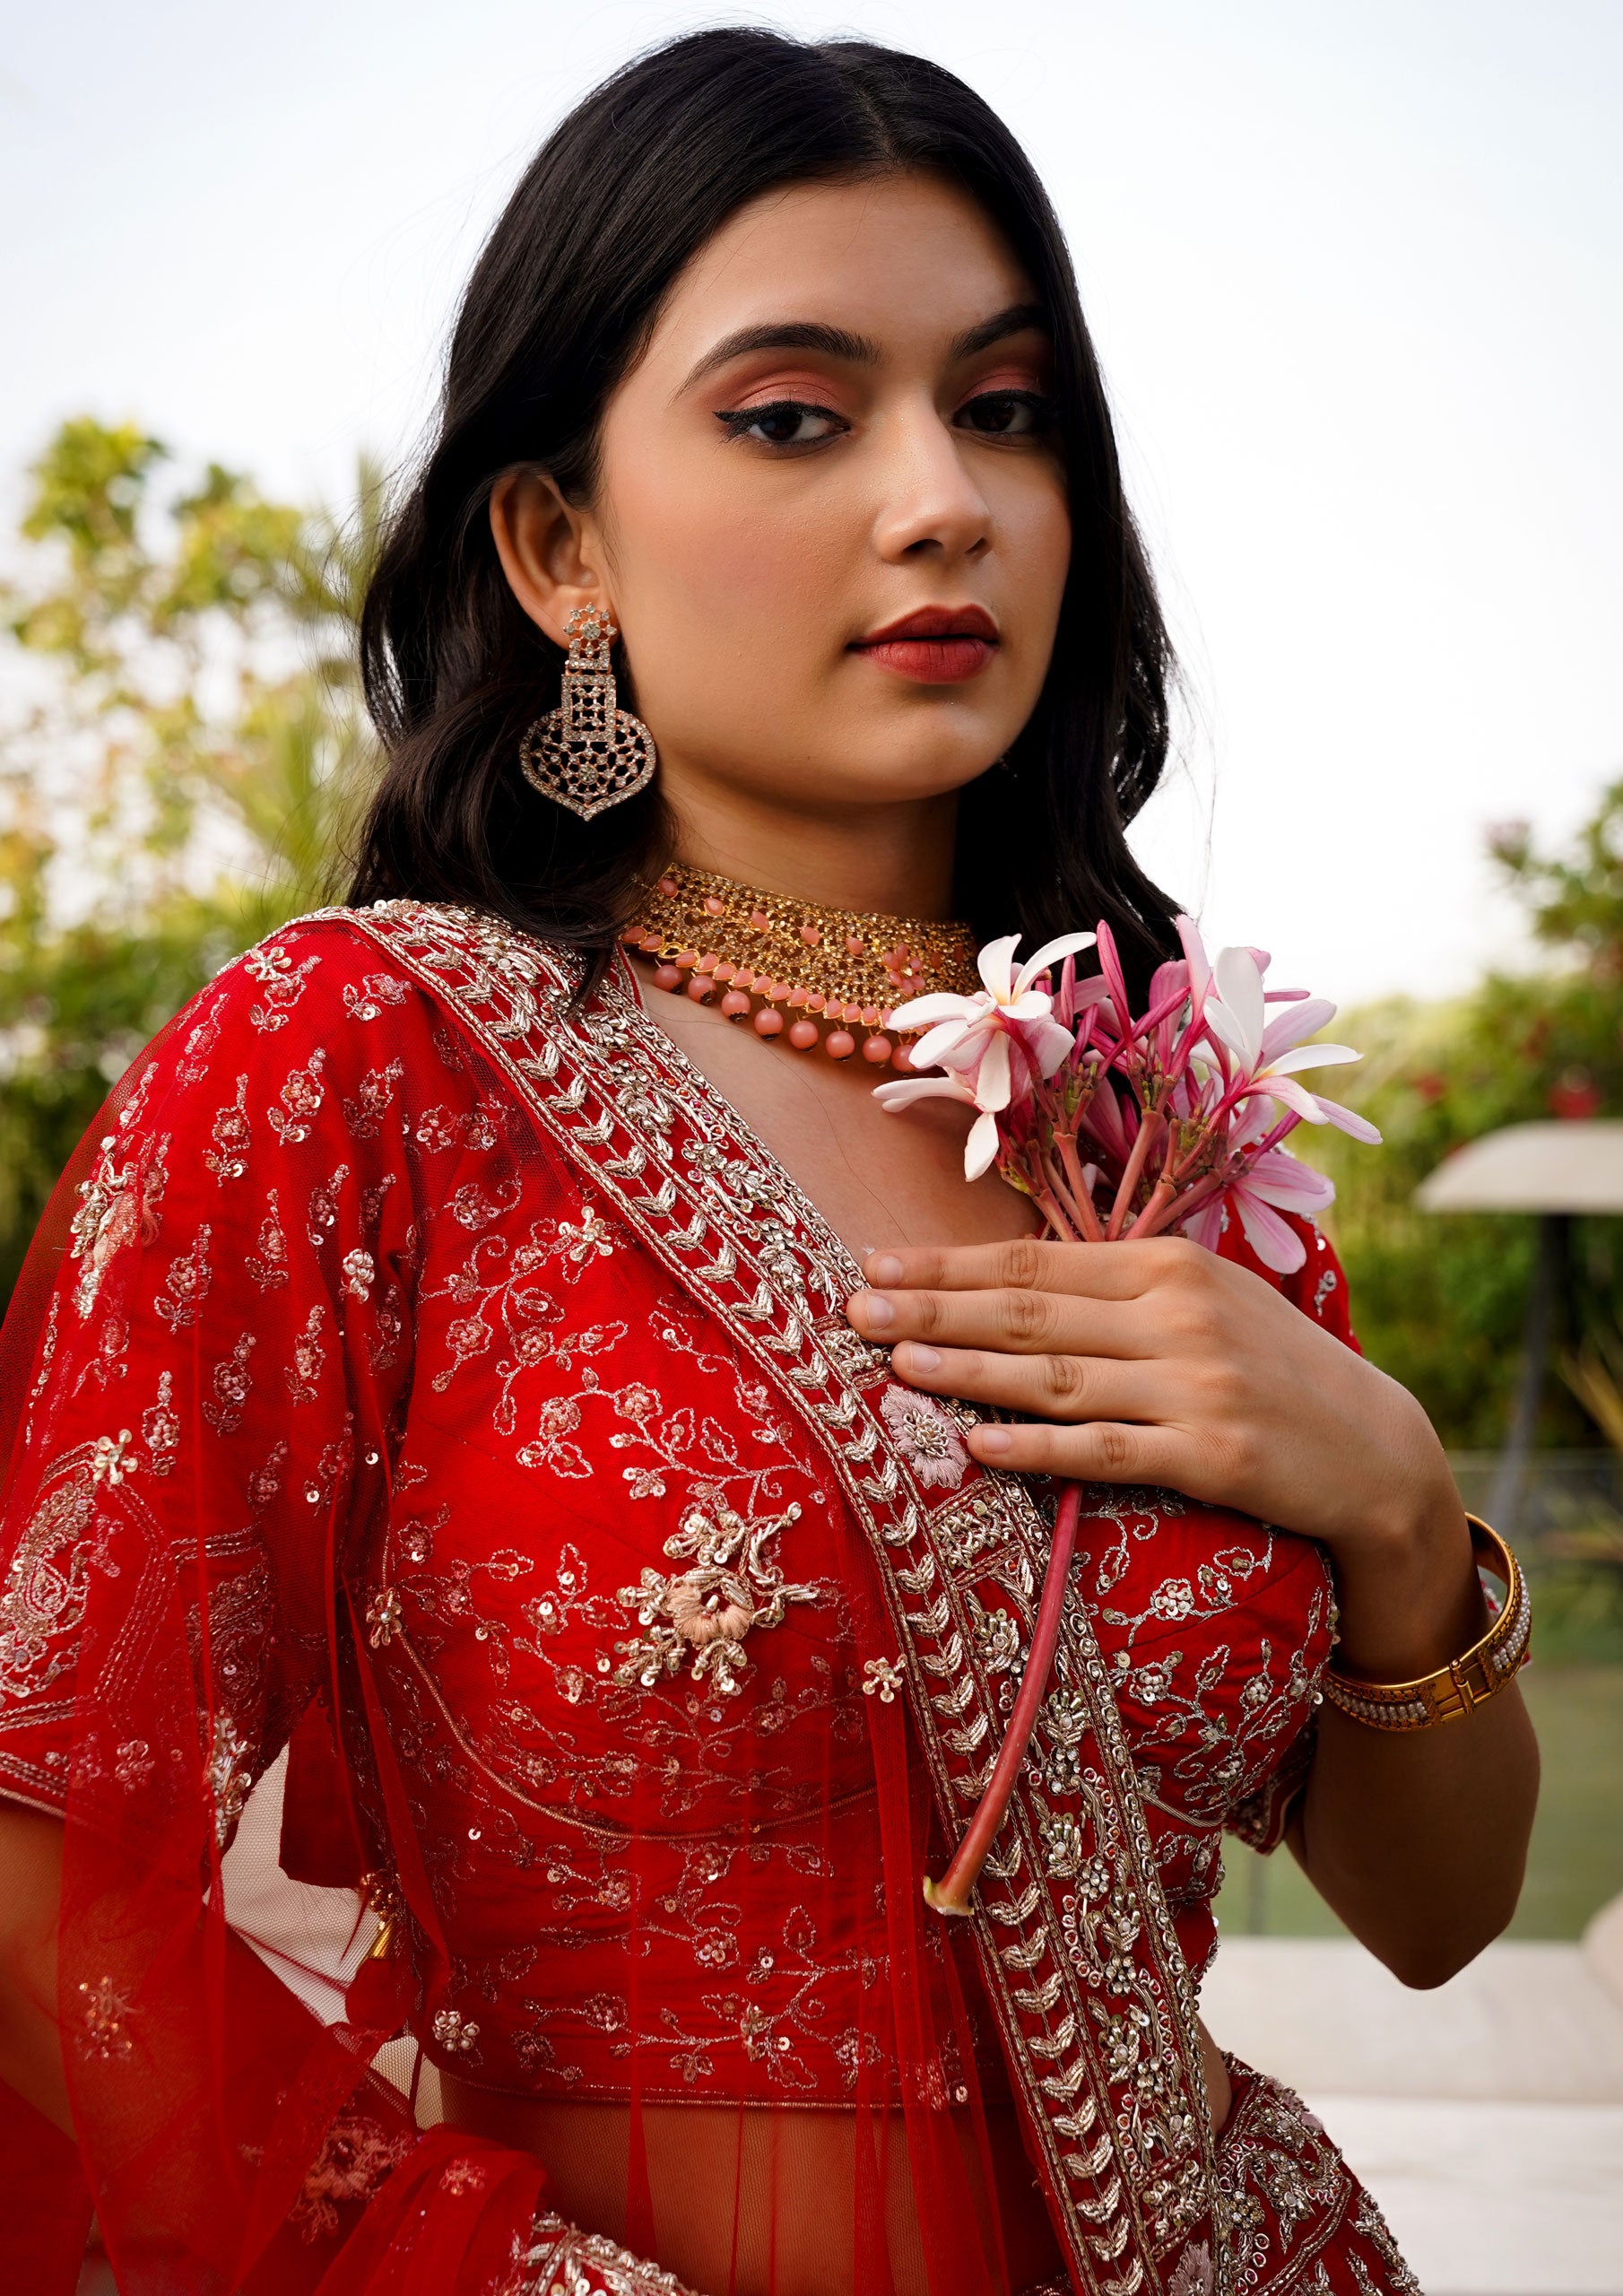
[714,389,1055,450]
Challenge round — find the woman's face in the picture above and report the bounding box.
[495,170,1071,838]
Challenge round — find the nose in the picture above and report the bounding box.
[869,394,993,567]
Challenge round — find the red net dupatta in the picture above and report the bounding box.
[0,900,1371,2296]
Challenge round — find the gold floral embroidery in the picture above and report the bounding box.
[141,1372,179,1476]
[0,1460,102,1696]
[367,1587,402,1647]
[284,1304,327,1405]
[307,1163,351,1247]
[91,1431,137,1486]
[431,2005,482,2057]
[246,1190,290,1291]
[263,901,1362,2290]
[154,1225,212,1331]
[268,1048,326,1143]
[175,987,227,1084]
[342,1248,376,1300]
[202,1335,256,1436]
[612,1500,822,1697]
[73,1316,130,1396]
[342,971,410,1022]
[203,1074,251,1179]
[343,1058,405,1140]
[288,2106,413,2243]
[438,2158,487,2196]
[75,1976,134,2063]
[207,1711,253,1847]
[114,1738,154,1790]
[69,1132,168,1318]
[244,941,320,1035]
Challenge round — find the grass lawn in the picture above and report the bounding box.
[1211,1663,1623,1941]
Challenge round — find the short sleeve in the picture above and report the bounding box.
[0,918,464,1837]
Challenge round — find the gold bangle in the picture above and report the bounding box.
[1321,1514,1532,1732]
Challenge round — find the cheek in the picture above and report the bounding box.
[1002,472,1072,639]
[606,446,850,690]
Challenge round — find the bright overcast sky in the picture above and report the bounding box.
[4,0,1620,1008]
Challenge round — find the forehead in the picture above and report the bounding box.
[640,172,1037,378]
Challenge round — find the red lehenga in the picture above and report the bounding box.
[0,902,1421,2296]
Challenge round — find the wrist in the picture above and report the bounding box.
[1328,1469,1484,1683]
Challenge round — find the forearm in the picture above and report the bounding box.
[1292,1490,1540,1986]
[0,1805,74,2137]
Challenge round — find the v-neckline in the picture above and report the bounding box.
[607,942,872,1303]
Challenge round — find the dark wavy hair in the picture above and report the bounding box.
[351,26,1182,994]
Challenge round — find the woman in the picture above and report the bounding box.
[0,29,1536,2296]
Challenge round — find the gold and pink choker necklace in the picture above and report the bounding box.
[621,863,981,1070]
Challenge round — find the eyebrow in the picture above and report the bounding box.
[677,301,1049,395]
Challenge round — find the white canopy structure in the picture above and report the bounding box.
[1417,1120,1623,1533]
[1417,1121,1623,1216]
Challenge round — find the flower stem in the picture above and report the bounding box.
[924,1483,1082,1918]
[1054,1132,1107,1242]
[1034,1184,1082,1242]
[1106,1109,1161,1240]
[1122,1125,1183,1239]
[1125,1173,1176,1238]
[1135,1171,1220,1239]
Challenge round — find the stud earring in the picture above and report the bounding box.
[518,605,657,822]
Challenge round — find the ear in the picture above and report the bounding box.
[490,468,612,648]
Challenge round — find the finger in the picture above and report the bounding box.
[962,1415,1196,1487]
[862,1235,1200,1301]
[847,1283,1152,1361]
[888,1339,1163,1425]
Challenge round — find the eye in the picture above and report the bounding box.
[715,399,848,449]
[956,389,1055,439]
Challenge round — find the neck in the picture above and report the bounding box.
[665,782,960,920]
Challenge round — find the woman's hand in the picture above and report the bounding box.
[848,1234,1541,1987]
[846,1233,1475,1681]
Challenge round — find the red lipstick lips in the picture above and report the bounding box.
[850,604,999,684]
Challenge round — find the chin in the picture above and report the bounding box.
[850,733,1005,802]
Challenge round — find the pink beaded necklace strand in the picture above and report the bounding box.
[621,864,983,1071]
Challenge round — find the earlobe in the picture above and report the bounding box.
[489,468,612,650]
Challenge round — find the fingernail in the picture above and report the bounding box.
[900,1343,941,1373]
[973,1427,1011,1455]
[853,1291,894,1330]
[866,1252,905,1285]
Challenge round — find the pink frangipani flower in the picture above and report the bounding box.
[1180,1144,1336,1273]
[1199,947,1362,1126]
[882,930,1096,1179]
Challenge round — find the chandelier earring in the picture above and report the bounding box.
[518,604,657,822]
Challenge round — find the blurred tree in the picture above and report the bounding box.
[0,417,382,1303]
[1306,780,1623,1448]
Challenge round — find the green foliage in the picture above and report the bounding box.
[1305,787,1623,1448]
[0,417,383,1303]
